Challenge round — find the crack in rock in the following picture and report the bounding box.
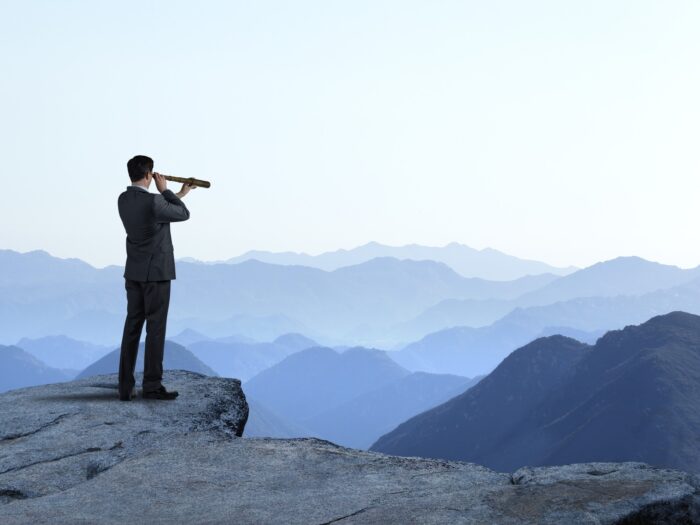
[85,456,126,481]
[0,447,104,476]
[317,507,371,524]
[0,413,72,442]
[0,488,28,504]
[587,468,618,476]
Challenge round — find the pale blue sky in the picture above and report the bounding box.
[1,1,699,269]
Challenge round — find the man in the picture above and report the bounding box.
[117,155,196,401]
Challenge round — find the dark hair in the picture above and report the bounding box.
[127,155,154,182]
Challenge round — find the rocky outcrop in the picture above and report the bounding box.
[1,371,699,524]
[0,370,247,504]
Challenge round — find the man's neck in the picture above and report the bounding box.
[132,181,149,190]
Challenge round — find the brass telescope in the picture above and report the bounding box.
[161,174,211,189]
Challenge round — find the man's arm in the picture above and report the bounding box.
[152,189,190,223]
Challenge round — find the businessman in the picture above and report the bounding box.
[117,155,195,401]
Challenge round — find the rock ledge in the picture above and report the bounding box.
[1,371,699,524]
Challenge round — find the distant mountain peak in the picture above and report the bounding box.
[594,255,665,268]
[272,332,318,351]
[596,310,700,348]
[647,310,700,325]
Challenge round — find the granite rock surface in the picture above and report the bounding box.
[1,371,699,524]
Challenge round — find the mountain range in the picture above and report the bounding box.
[243,346,480,448]
[372,311,700,473]
[16,335,112,370]
[391,273,700,377]
[390,256,700,336]
[0,249,561,346]
[244,346,409,421]
[76,341,217,379]
[0,345,73,393]
[179,241,577,280]
[171,256,558,345]
[4,248,700,362]
[304,372,481,449]
[185,333,319,381]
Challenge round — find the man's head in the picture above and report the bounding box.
[127,155,154,186]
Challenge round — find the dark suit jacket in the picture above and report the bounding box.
[117,185,190,281]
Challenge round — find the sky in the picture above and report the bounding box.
[1,1,699,270]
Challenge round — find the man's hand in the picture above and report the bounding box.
[176,182,196,199]
[153,172,168,193]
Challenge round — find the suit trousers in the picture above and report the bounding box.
[119,278,171,395]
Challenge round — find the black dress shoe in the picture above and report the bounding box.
[142,385,179,400]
